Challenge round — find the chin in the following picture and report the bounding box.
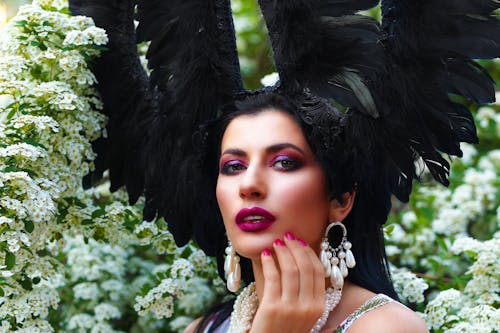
[232,232,278,259]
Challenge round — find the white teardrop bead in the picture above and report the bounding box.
[346,249,356,268]
[227,273,240,292]
[330,265,344,290]
[331,257,339,266]
[324,260,332,277]
[340,258,348,277]
[234,261,241,281]
[224,254,232,274]
[320,250,328,264]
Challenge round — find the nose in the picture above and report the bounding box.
[239,163,267,200]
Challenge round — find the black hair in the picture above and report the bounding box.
[194,90,398,333]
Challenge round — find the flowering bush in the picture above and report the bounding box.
[386,93,500,332]
[0,2,224,332]
[0,1,498,333]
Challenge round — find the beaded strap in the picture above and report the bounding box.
[333,294,394,333]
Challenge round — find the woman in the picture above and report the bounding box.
[68,0,499,332]
[184,93,429,332]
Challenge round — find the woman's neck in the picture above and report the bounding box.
[251,258,266,303]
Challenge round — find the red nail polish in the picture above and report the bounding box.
[263,248,271,256]
[285,231,295,240]
[297,238,307,247]
[274,239,285,246]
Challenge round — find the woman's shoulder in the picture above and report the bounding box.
[345,298,429,333]
[183,317,203,333]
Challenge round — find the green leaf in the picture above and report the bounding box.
[91,208,106,219]
[19,278,32,291]
[30,40,40,47]
[82,219,94,225]
[5,252,15,270]
[24,220,34,233]
[15,20,27,27]
[0,288,4,297]
[6,107,17,120]
[23,139,47,150]
[21,245,33,255]
[436,237,448,252]
[384,224,395,236]
[32,277,41,285]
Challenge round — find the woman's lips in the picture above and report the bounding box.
[236,207,276,232]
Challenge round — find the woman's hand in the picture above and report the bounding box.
[249,232,326,333]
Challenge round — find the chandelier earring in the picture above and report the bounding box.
[224,241,241,292]
[320,221,356,290]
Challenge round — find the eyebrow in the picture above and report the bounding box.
[221,143,305,157]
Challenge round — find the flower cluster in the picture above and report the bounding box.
[385,83,500,331]
[391,267,429,304]
[0,0,108,330]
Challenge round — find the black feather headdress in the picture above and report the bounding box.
[69,0,499,285]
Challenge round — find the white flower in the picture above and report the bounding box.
[391,268,429,304]
[452,237,483,254]
[476,106,496,128]
[7,238,20,253]
[63,30,90,46]
[94,303,121,322]
[68,313,96,330]
[84,26,108,45]
[261,72,280,86]
[12,115,59,133]
[0,216,14,225]
[73,282,100,301]
[432,206,474,236]
[425,289,463,329]
[0,56,28,81]
[170,258,194,279]
[0,94,15,109]
[0,143,47,161]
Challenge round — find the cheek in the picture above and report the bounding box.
[216,178,233,221]
[274,171,330,219]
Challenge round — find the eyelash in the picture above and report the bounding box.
[272,156,302,171]
[220,161,246,175]
[220,156,302,175]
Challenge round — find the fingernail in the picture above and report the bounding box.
[274,239,285,246]
[297,238,307,247]
[285,231,295,240]
[263,248,271,256]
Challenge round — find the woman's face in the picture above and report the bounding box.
[216,109,332,260]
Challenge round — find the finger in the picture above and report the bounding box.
[260,247,281,303]
[298,238,325,301]
[283,232,315,300]
[273,238,300,302]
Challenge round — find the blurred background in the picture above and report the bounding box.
[0,0,28,21]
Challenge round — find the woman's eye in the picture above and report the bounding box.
[220,161,246,175]
[273,157,301,171]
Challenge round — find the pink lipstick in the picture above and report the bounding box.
[235,207,276,232]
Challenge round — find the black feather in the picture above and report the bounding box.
[136,0,242,249]
[258,0,384,118]
[319,0,380,16]
[372,0,499,197]
[69,0,153,204]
